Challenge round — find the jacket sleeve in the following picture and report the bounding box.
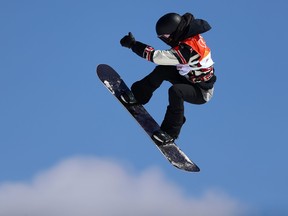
[131,41,191,65]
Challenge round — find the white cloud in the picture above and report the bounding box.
[0,156,249,216]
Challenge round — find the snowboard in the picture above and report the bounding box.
[96,64,200,172]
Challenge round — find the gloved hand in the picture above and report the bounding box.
[120,32,136,49]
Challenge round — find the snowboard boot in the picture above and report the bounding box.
[120,91,138,105]
[152,129,175,146]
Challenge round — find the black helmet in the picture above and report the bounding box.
[156,13,182,36]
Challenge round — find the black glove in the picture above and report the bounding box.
[120,32,136,49]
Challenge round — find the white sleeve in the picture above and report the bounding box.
[152,50,180,65]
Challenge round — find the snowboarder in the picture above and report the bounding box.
[120,12,216,145]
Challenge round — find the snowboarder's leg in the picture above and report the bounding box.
[130,65,182,105]
[159,84,206,141]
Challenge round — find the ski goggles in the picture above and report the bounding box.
[158,34,173,44]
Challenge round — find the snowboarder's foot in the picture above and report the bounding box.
[120,91,138,105]
[152,129,175,146]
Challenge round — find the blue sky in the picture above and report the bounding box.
[0,0,288,215]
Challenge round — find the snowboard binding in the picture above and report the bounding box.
[152,129,175,146]
[120,90,138,105]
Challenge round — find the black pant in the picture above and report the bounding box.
[131,65,206,138]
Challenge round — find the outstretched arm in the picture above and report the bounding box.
[120,32,188,65]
